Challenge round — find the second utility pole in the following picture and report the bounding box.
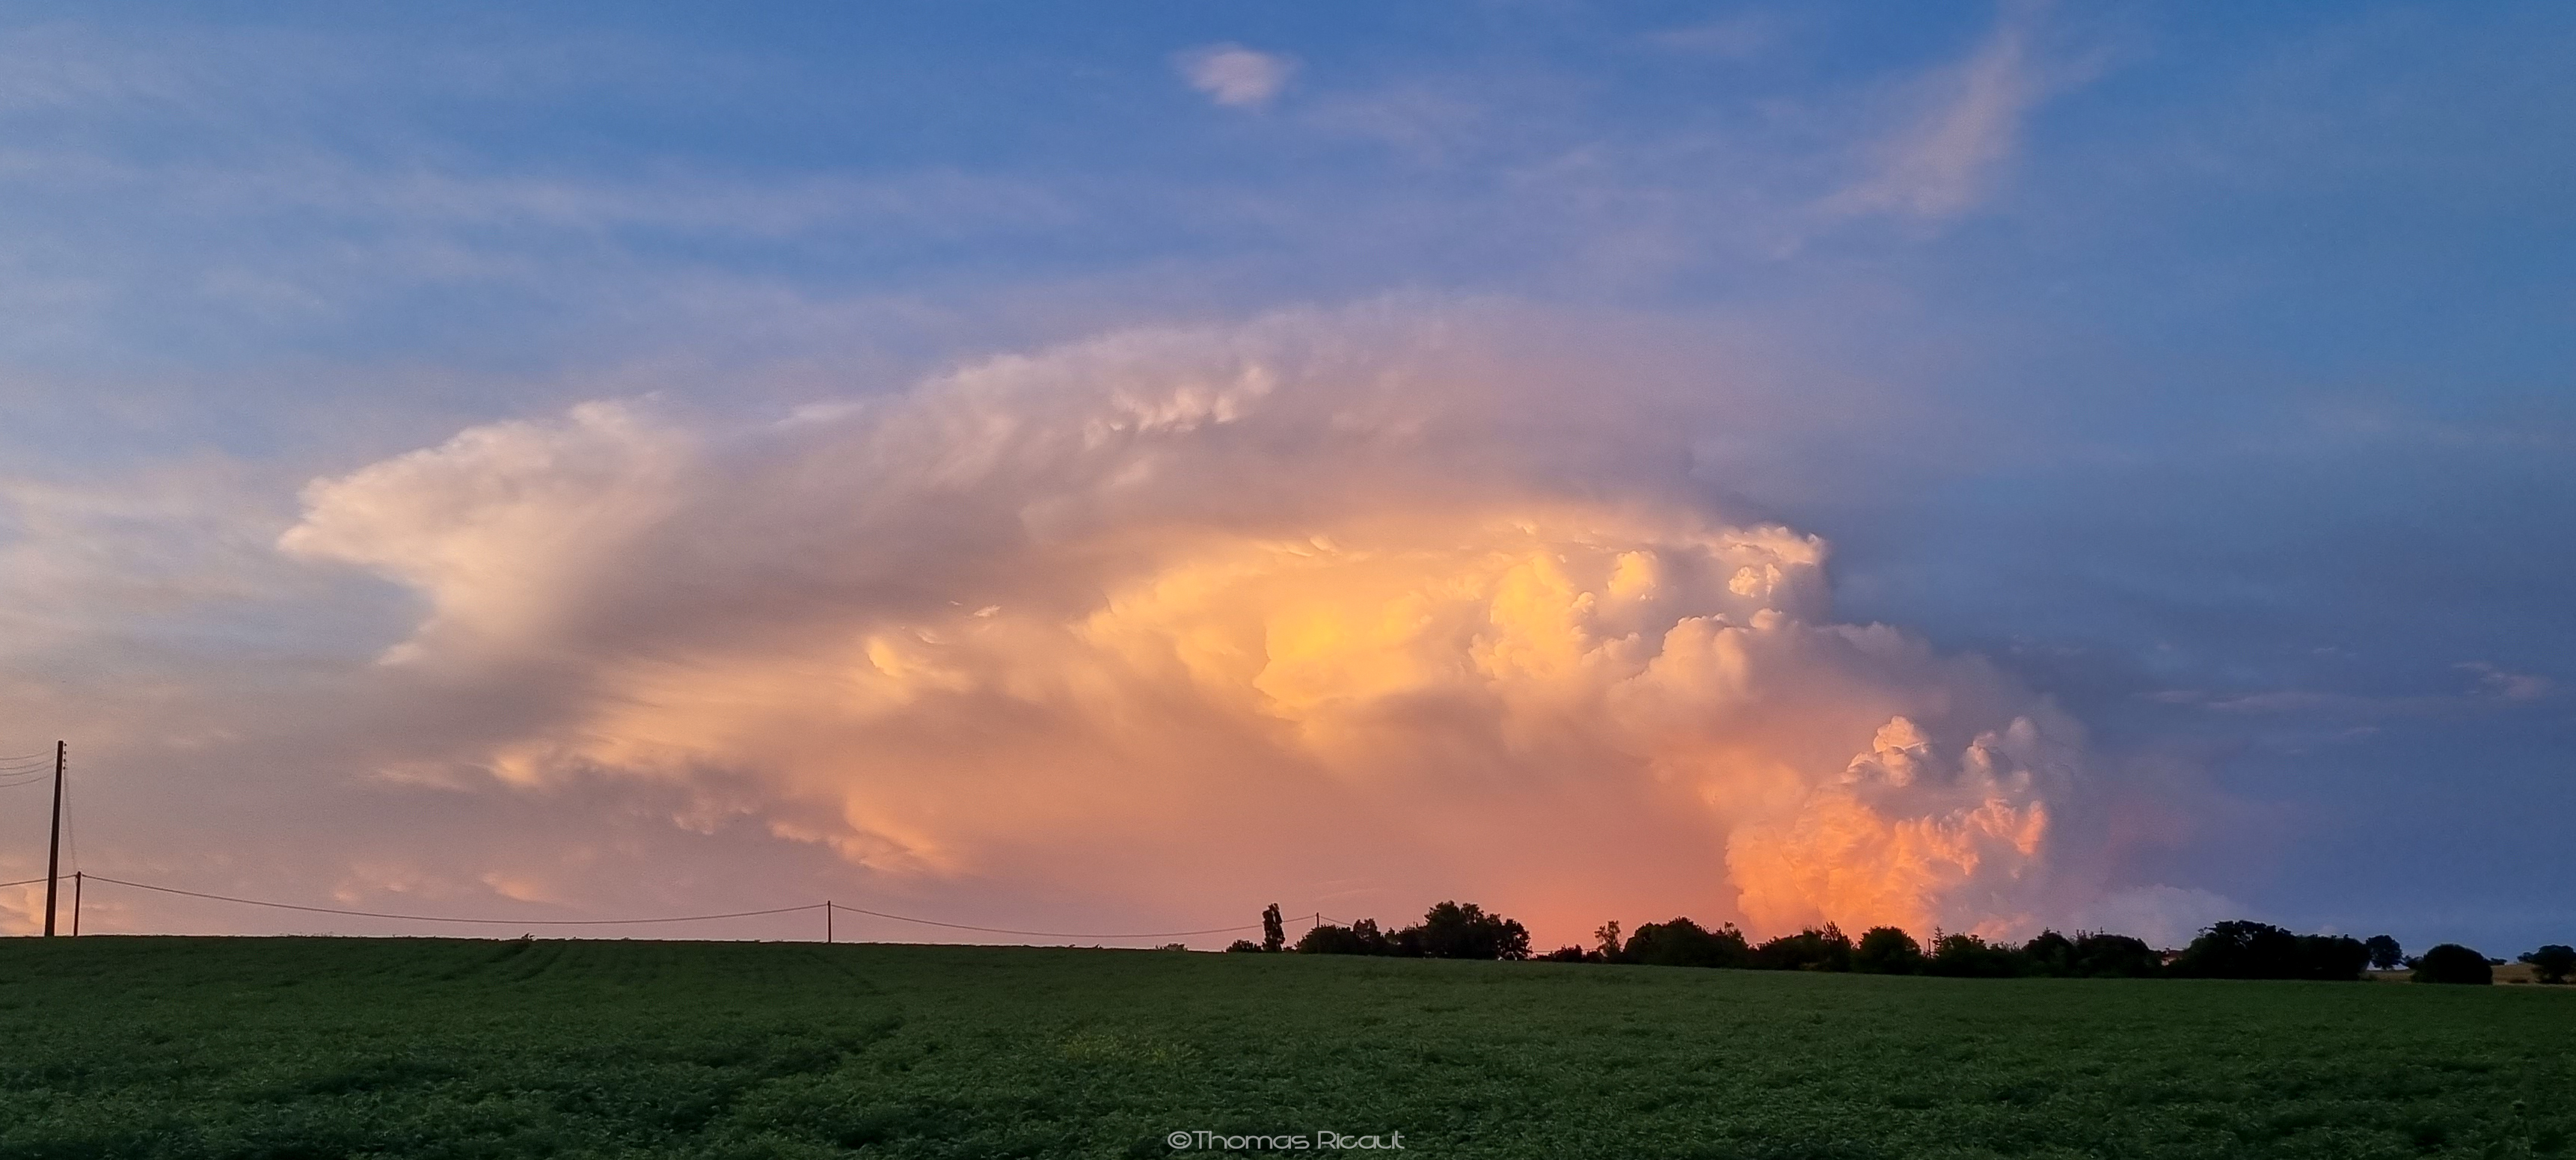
[43,740,63,937]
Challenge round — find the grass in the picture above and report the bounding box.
[0,936,2568,1159]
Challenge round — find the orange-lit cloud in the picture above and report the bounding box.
[280,308,2081,945]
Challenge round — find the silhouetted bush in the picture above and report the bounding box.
[2520,945,2576,985]
[2022,930,2076,975]
[1401,901,1532,960]
[2067,932,2164,978]
[2299,934,2370,981]
[1295,918,1393,956]
[2365,934,2404,972]
[2168,921,2367,981]
[1224,939,1263,954]
[1295,924,1364,955]
[1539,945,1589,963]
[1620,917,1749,969]
[1852,927,1924,975]
[1753,924,1853,972]
[1925,932,2024,977]
[2414,943,2493,985]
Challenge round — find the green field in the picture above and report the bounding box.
[0,937,2567,1159]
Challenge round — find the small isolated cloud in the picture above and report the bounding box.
[2459,662,2554,702]
[1177,43,1297,109]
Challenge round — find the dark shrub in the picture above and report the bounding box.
[1224,939,1263,954]
[2016,930,2162,977]
[1752,924,1853,972]
[1295,924,1365,955]
[2298,935,2370,981]
[2170,921,2368,981]
[1539,945,1589,963]
[1925,932,2024,978]
[1295,918,1392,956]
[1852,927,1925,975]
[2023,930,2077,975]
[2521,945,2576,985]
[2414,943,2493,985]
[2171,921,2301,978]
[1622,917,1750,969]
[1400,901,1532,961]
[2067,932,2164,978]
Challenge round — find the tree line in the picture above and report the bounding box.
[1233,901,2576,986]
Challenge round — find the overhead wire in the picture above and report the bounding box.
[72,876,1267,940]
[84,877,828,926]
[825,902,1264,940]
[28,744,1263,942]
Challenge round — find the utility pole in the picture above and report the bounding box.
[71,872,82,936]
[43,741,62,937]
[826,901,834,945]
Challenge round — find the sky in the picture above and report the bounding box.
[0,1,2569,954]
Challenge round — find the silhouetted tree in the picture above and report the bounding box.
[2413,943,2493,985]
[1295,917,1394,956]
[1399,901,1532,960]
[2518,944,2575,985]
[1622,918,1750,969]
[2168,921,2368,981]
[2364,935,2404,972]
[1925,931,2024,977]
[1539,945,1589,962]
[2023,930,2077,975]
[2067,932,2163,978]
[1594,921,1624,963]
[1224,939,1263,954]
[1752,924,1854,972]
[2170,921,2299,978]
[1295,924,1362,954]
[1853,927,1925,975]
[1261,904,1286,953]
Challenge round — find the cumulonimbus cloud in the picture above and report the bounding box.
[283,305,2081,944]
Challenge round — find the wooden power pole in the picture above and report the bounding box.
[43,740,62,937]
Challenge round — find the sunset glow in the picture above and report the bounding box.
[0,4,2566,956]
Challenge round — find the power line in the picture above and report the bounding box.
[73,874,1266,941]
[828,903,1263,940]
[82,876,826,926]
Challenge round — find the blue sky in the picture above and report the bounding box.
[0,1,2568,951]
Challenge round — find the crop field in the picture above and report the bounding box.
[0,937,2567,1159]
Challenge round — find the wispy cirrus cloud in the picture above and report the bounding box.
[1819,3,2067,223]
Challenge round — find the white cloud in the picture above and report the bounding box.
[276,304,2088,944]
[1177,43,1298,109]
[2459,661,2553,702]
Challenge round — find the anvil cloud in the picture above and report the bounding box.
[283,310,2076,942]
